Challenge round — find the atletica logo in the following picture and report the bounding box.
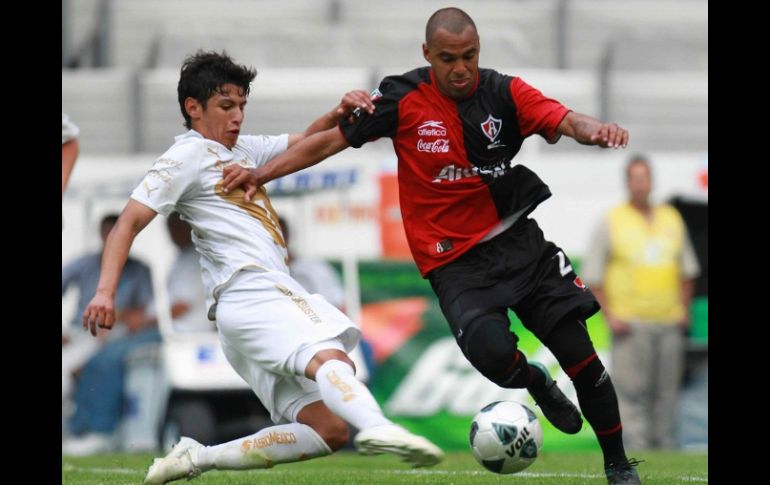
[275,284,322,324]
[418,120,447,137]
[432,159,515,183]
[326,370,356,402]
[241,432,298,451]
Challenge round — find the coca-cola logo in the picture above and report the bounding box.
[417,139,450,153]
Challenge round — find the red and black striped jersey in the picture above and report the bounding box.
[340,67,570,276]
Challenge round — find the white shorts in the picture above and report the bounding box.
[215,269,360,424]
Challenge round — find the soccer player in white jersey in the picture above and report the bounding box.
[82,51,443,484]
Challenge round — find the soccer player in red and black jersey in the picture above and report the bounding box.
[223,8,640,484]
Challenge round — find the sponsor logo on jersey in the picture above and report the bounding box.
[418,120,448,137]
[573,276,586,289]
[417,120,450,153]
[275,284,322,323]
[432,159,515,183]
[147,158,184,184]
[417,139,450,153]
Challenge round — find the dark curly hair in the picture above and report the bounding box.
[177,50,257,129]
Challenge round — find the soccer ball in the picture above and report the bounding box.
[469,400,543,474]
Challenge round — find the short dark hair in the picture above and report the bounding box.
[425,7,477,45]
[177,50,257,129]
[625,154,651,179]
[100,213,120,229]
[99,213,120,237]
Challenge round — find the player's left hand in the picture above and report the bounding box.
[590,123,629,149]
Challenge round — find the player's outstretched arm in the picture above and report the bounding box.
[82,200,157,336]
[62,138,79,198]
[222,127,351,201]
[556,111,629,149]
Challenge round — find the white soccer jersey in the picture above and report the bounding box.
[62,112,80,144]
[131,130,290,319]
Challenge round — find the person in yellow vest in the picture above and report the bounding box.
[581,155,700,450]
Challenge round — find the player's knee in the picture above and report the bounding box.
[463,320,527,388]
[313,415,349,451]
[305,350,356,380]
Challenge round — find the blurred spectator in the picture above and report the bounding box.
[62,214,156,396]
[279,216,345,310]
[581,154,700,450]
[62,214,160,455]
[62,112,79,199]
[167,212,212,332]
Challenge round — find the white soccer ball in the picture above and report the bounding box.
[469,400,543,474]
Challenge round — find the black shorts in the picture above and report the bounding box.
[428,217,599,341]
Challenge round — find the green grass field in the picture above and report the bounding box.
[63,450,707,484]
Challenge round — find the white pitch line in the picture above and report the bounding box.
[387,469,605,478]
[63,463,708,482]
[62,463,142,475]
[387,469,709,481]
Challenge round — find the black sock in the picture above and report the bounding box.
[571,359,627,468]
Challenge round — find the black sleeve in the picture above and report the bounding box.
[339,76,402,148]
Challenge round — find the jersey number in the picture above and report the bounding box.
[555,250,573,277]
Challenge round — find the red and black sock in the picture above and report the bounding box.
[542,316,628,469]
[566,354,627,469]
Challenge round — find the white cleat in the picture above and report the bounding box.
[144,437,203,484]
[354,424,444,467]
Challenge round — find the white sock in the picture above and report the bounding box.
[315,360,392,431]
[195,423,331,470]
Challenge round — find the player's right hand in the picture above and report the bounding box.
[337,89,375,123]
[222,165,259,201]
[82,292,116,337]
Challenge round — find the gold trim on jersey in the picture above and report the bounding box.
[215,181,286,248]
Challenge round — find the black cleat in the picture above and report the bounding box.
[528,362,583,434]
[605,458,643,485]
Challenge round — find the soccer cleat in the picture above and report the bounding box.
[144,437,203,484]
[354,424,444,467]
[528,361,583,434]
[605,458,643,484]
